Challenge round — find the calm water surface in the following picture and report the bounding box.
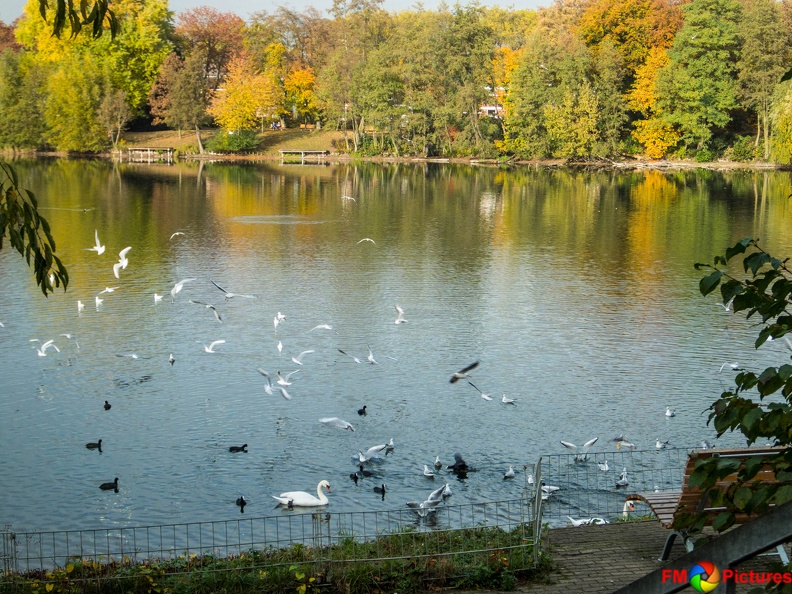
[1,159,791,532]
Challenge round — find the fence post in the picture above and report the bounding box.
[1,525,16,574]
[532,457,543,567]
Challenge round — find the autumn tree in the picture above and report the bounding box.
[628,46,679,158]
[655,0,742,153]
[98,89,133,148]
[149,51,211,152]
[544,81,600,157]
[176,7,245,90]
[284,66,319,126]
[737,0,791,160]
[209,52,278,132]
[0,21,20,52]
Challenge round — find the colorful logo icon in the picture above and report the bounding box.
[689,561,721,593]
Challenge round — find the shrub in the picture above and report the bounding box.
[205,130,260,153]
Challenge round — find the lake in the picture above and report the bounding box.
[1,158,791,533]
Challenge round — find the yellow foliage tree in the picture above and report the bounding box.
[284,66,319,125]
[208,53,278,132]
[627,46,678,158]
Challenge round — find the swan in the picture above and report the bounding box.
[273,480,331,507]
[622,500,636,518]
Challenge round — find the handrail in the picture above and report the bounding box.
[614,499,792,594]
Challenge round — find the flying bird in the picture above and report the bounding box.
[338,349,362,363]
[171,278,197,302]
[170,231,185,240]
[31,339,59,357]
[59,333,80,350]
[394,305,407,324]
[719,362,742,372]
[256,368,274,394]
[357,238,375,244]
[311,324,333,332]
[277,386,292,400]
[86,230,105,255]
[560,437,599,462]
[291,350,315,365]
[211,279,257,300]
[199,339,225,353]
[112,246,132,279]
[277,370,300,386]
[77,300,84,312]
[98,287,119,295]
[189,300,223,323]
[274,312,287,329]
[467,381,493,401]
[450,361,479,383]
[501,394,516,404]
[341,195,356,202]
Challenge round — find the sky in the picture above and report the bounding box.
[1,0,550,28]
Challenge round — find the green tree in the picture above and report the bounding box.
[655,0,742,152]
[0,50,48,148]
[737,0,791,160]
[690,238,792,534]
[591,39,627,156]
[44,53,108,151]
[543,81,599,158]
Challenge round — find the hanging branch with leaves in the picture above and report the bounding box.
[0,163,68,296]
[37,0,119,39]
[684,238,792,534]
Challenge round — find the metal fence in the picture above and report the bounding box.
[0,450,693,588]
[537,446,691,526]
[1,461,544,591]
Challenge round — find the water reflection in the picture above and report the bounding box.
[1,159,791,532]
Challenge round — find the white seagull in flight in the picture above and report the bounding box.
[560,437,599,462]
[171,277,197,302]
[291,350,315,365]
[86,230,105,255]
[112,246,131,279]
[394,305,407,324]
[211,279,257,300]
[199,339,225,353]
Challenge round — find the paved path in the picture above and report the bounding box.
[511,520,786,593]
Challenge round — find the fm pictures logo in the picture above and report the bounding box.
[662,562,792,591]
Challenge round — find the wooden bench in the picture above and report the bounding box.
[625,446,790,562]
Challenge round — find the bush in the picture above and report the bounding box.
[728,136,757,162]
[205,130,260,153]
[694,148,715,163]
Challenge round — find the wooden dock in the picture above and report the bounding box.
[127,147,174,164]
[278,149,329,164]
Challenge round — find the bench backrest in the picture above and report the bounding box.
[674,446,784,528]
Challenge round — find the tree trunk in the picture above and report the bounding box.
[763,99,770,161]
[195,125,204,154]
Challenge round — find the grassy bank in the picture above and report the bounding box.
[1,525,552,594]
[121,129,344,158]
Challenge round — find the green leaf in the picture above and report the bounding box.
[711,511,735,532]
[776,485,792,505]
[733,486,753,510]
[744,252,771,275]
[700,270,723,296]
[725,238,753,261]
[782,67,792,82]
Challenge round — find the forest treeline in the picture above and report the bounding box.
[2,0,792,161]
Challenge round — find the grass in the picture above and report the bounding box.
[0,525,551,593]
[120,129,344,157]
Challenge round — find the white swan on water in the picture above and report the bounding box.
[273,480,331,507]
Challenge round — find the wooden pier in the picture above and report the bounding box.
[127,147,174,164]
[278,149,329,164]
